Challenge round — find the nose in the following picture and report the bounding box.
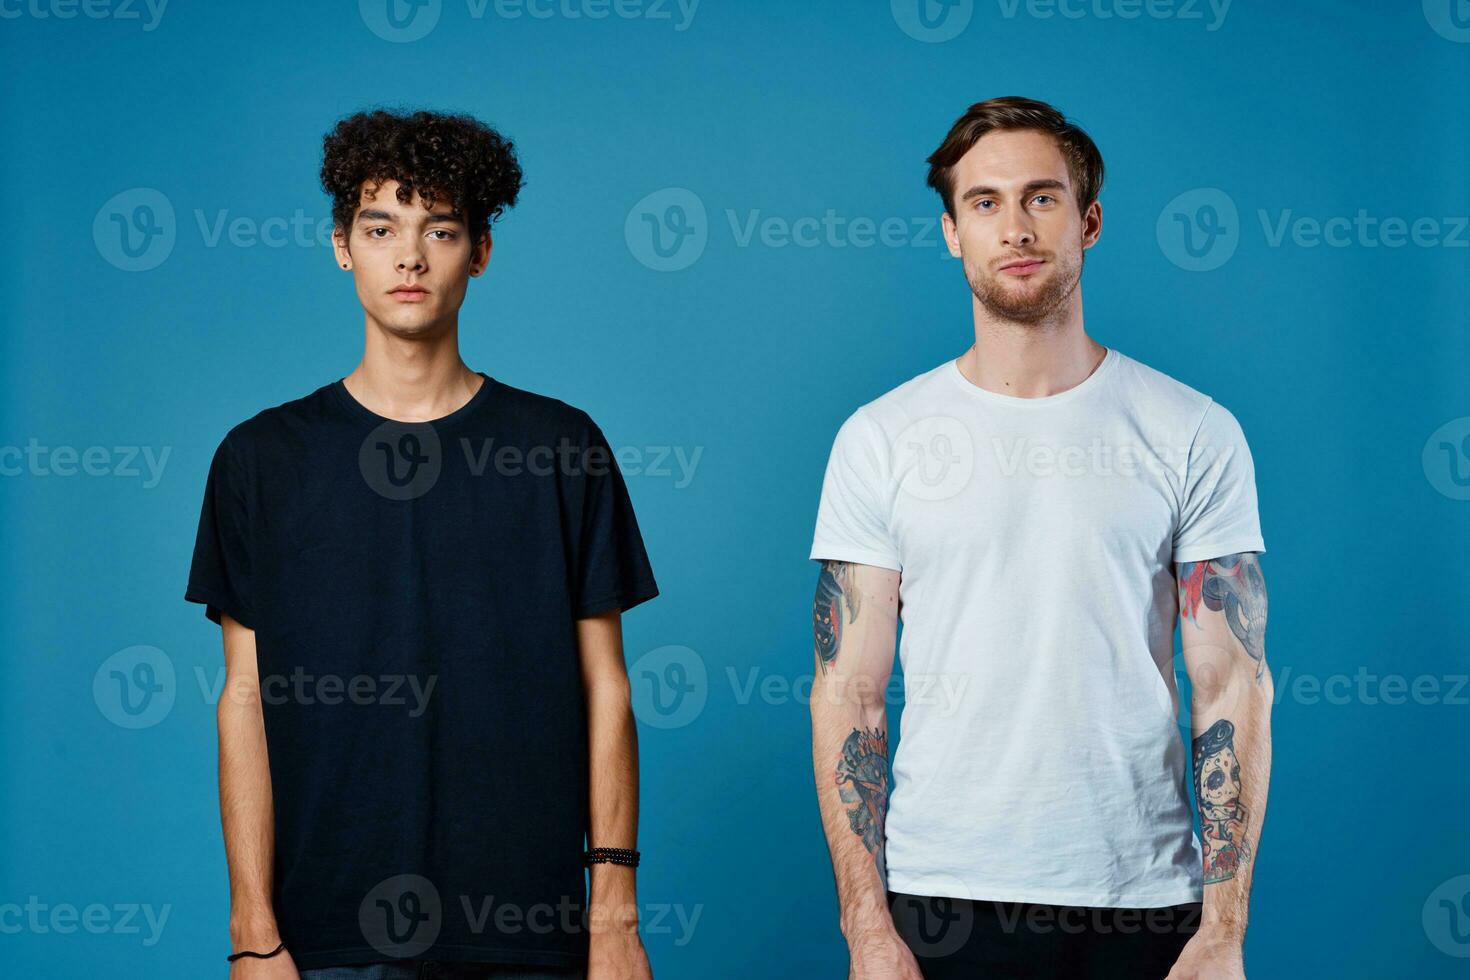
[397,251,426,274]
[1001,220,1035,249]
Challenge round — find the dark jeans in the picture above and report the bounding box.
[298,963,583,980]
[889,890,1202,980]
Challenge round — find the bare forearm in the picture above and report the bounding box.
[586,679,640,917]
[574,612,653,980]
[217,691,279,946]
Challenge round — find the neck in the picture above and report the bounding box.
[958,292,1104,398]
[342,317,482,422]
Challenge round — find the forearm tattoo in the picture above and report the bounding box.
[1193,718,1253,884]
[813,560,860,675]
[1179,552,1268,681]
[835,727,890,882]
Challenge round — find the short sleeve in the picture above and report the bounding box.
[571,419,660,618]
[185,431,256,629]
[809,409,901,571]
[1173,401,1266,564]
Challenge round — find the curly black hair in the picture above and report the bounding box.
[321,108,524,245]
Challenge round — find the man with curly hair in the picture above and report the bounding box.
[187,108,659,979]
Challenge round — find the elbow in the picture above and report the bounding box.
[216,673,262,722]
[585,672,633,713]
[811,671,889,728]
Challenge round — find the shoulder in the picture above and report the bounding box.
[837,359,957,438]
[1109,351,1254,464]
[212,383,337,461]
[1109,349,1247,439]
[484,378,603,442]
[1109,349,1214,415]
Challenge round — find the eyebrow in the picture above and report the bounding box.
[355,208,465,225]
[959,178,1068,203]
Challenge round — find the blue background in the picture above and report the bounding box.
[3,1,1468,976]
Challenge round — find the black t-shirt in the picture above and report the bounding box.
[185,372,658,970]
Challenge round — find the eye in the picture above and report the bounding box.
[1032,194,1055,206]
[976,199,996,211]
[428,229,456,241]
[367,227,390,238]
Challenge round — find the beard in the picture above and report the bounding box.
[964,244,1084,324]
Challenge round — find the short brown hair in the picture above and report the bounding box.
[926,96,1104,217]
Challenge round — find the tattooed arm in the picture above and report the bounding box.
[1171,553,1273,980]
[809,560,920,979]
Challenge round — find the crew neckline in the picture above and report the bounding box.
[947,346,1118,408]
[331,370,496,427]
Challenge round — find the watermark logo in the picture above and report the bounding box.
[361,0,698,37]
[1157,188,1238,271]
[989,436,1199,480]
[360,0,443,42]
[894,416,974,501]
[0,440,171,487]
[1424,0,1470,43]
[1423,418,1470,501]
[629,644,707,729]
[93,646,175,729]
[627,190,950,270]
[361,874,442,957]
[626,188,707,272]
[994,0,1231,31]
[1,0,168,30]
[1161,189,1468,270]
[1258,210,1469,249]
[459,436,703,488]
[891,0,974,42]
[94,188,176,272]
[890,873,976,957]
[360,421,443,500]
[1423,874,1470,957]
[1264,665,1468,708]
[0,898,170,945]
[727,210,943,250]
[484,0,699,29]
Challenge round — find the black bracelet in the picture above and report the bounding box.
[585,846,640,867]
[226,941,286,962]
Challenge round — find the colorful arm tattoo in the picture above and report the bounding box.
[835,726,890,883]
[1192,718,1253,884]
[813,560,860,675]
[1178,552,1268,681]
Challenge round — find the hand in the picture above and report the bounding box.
[228,947,299,979]
[848,929,924,979]
[587,929,653,980]
[1165,928,1244,980]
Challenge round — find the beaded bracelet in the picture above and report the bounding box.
[585,846,640,867]
[226,940,286,962]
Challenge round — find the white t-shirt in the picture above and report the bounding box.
[809,346,1265,908]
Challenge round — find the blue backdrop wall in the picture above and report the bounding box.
[2,1,1468,976]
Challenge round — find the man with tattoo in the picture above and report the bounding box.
[807,97,1272,979]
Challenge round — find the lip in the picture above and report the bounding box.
[999,258,1045,276]
[389,285,429,301]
